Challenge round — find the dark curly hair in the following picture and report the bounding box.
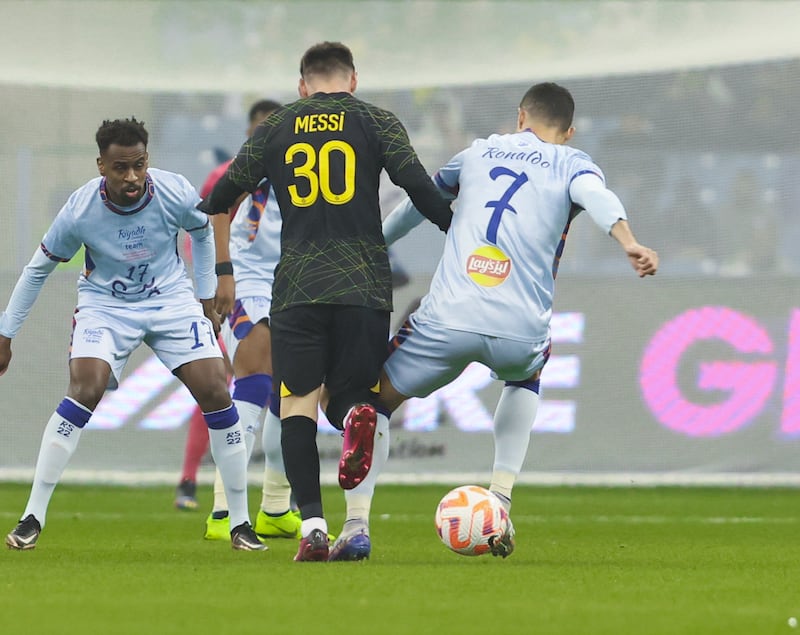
[95,117,149,153]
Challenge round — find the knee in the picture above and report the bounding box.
[67,382,106,411]
[198,381,233,412]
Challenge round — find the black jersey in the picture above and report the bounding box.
[201,92,451,313]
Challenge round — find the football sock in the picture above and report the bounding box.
[300,517,328,538]
[204,405,249,529]
[23,398,92,527]
[211,472,227,514]
[211,468,228,513]
[490,384,540,499]
[230,374,270,448]
[261,409,292,514]
[234,399,263,457]
[281,415,323,520]
[211,399,262,513]
[343,411,390,523]
[492,490,512,513]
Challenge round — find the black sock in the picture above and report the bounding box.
[281,415,323,519]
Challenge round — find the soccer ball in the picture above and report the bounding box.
[435,485,508,556]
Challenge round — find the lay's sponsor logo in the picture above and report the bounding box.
[466,246,511,287]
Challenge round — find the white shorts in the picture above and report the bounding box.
[220,296,271,360]
[70,300,222,382]
[384,314,550,398]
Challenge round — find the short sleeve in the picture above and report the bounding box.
[433,149,468,201]
[177,175,208,232]
[40,198,82,262]
[568,151,605,188]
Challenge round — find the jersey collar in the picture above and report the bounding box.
[521,128,545,142]
[99,173,155,215]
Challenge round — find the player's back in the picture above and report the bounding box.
[417,129,603,342]
[263,93,388,240]
[249,92,406,313]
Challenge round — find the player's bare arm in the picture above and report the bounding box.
[610,219,659,277]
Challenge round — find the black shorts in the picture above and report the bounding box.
[270,304,390,398]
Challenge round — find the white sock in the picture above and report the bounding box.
[23,404,89,527]
[211,400,261,513]
[211,470,228,515]
[207,420,249,529]
[301,516,328,538]
[235,399,264,452]
[261,409,291,514]
[343,412,390,524]
[490,385,539,499]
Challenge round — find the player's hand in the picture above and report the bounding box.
[200,298,222,335]
[0,336,12,376]
[215,274,236,319]
[625,243,659,277]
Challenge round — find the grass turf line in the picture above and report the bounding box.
[1,483,800,635]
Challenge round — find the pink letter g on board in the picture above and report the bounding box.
[639,306,777,437]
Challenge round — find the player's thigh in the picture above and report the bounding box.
[233,321,271,377]
[483,336,551,381]
[222,297,272,377]
[382,316,473,399]
[270,305,329,397]
[70,304,145,384]
[174,356,231,411]
[325,306,390,396]
[145,301,223,372]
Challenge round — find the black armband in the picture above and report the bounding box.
[215,261,234,276]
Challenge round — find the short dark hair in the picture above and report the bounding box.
[248,99,281,122]
[95,117,148,153]
[519,83,575,132]
[299,41,355,78]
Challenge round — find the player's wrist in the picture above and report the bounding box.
[215,261,234,276]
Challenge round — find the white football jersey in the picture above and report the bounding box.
[414,129,606,342]
[41,168,205,306]
[229,183,282,299]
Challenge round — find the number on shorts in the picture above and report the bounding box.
[189,321,216,350]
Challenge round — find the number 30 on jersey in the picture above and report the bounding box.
[285,140,356,207]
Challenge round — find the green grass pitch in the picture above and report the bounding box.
[2,483,800,634]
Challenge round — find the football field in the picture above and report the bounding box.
[2,483,799,634]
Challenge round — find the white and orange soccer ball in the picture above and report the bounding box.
[435,485,509,556]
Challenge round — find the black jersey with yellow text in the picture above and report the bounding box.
[200,92,451,313]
